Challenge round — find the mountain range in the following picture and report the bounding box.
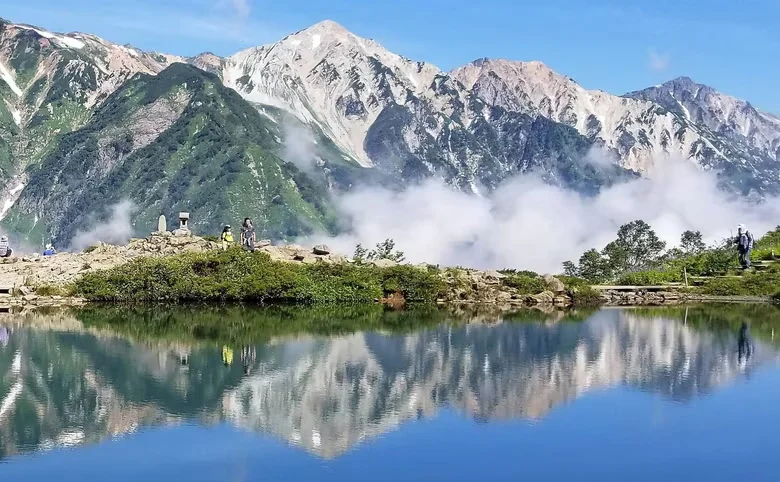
[1,18,778,246]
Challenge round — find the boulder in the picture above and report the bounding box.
[527,290,555,304]
[313,244,331,255]
[256,239,272,248]
[543,274,566,293]
[372,259,398,268]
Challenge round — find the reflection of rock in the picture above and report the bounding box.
[0,309,776,461]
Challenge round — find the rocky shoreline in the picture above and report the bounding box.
[0,233,772,310]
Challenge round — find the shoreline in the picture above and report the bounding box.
[1,233,777,310]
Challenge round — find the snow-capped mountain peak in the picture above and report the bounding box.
[626,77,780,164]
[451,58,733,173]
[223,20,443,166]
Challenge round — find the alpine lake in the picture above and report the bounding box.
[1,303,779,481]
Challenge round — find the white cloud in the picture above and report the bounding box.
[282,119,319,172]
[217,0,251,19]
[311,157,780,273]
[69,200,136,252]
[648,49,671,72]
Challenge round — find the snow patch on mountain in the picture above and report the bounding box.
[0,60,22,97]
[11,23,85,49]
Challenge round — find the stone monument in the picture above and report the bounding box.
[157,215,167,233]
[172,212,192,236]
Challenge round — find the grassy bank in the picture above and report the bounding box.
[74,248,445,303]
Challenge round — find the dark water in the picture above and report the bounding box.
[1,304,779,481]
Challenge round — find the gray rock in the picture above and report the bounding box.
[157,215,167,233]
[528,290,555,304]
[543,274,565,293]
[372,259,399,268]
[257,239,272,248]
[313,244,331,255]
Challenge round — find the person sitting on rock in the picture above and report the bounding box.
[0,235,12,258]
[220,225,234,251]
[240,218,256,252]
[43,244,57,256]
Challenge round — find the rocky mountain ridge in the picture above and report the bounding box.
[1,17,779,245]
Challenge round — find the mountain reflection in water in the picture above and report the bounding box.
[0,304,778,460]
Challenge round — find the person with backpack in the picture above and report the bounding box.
[240,218,256,252]
[220,225,234,251]
[735,224,754,269]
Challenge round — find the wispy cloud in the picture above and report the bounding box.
[4,1,280,54]
[217,0,251,19]
[648,48,670,72]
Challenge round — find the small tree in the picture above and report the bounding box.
[562,260,579,277]
[353,244,368,264]
[578,248,611,284]
[354,239,406,263]
[680,230,705,255]
[608,220,666,272]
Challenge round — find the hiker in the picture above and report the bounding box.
[240,218,256,252]
[0,235,12,258]
[738,322,753,362]
[220,225,234,251]
[735,224,755,269]
[43,244,56,256]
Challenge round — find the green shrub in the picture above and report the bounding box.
[698,269,780,296]
[616,270,681,286]
[498,269,540,278]
[570,287,604,307]
[557,275,593,290]
[74,247,443,303]
[771,292,780,304]
[34,284,72,297]
[379,265,445,301]
[502,274,547,294]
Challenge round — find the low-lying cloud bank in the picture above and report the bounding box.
[317,160,780,272]
[68,200,136,252]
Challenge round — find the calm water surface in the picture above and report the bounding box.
[1,304,779,481]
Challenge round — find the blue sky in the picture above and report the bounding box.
[4,0,780,113]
